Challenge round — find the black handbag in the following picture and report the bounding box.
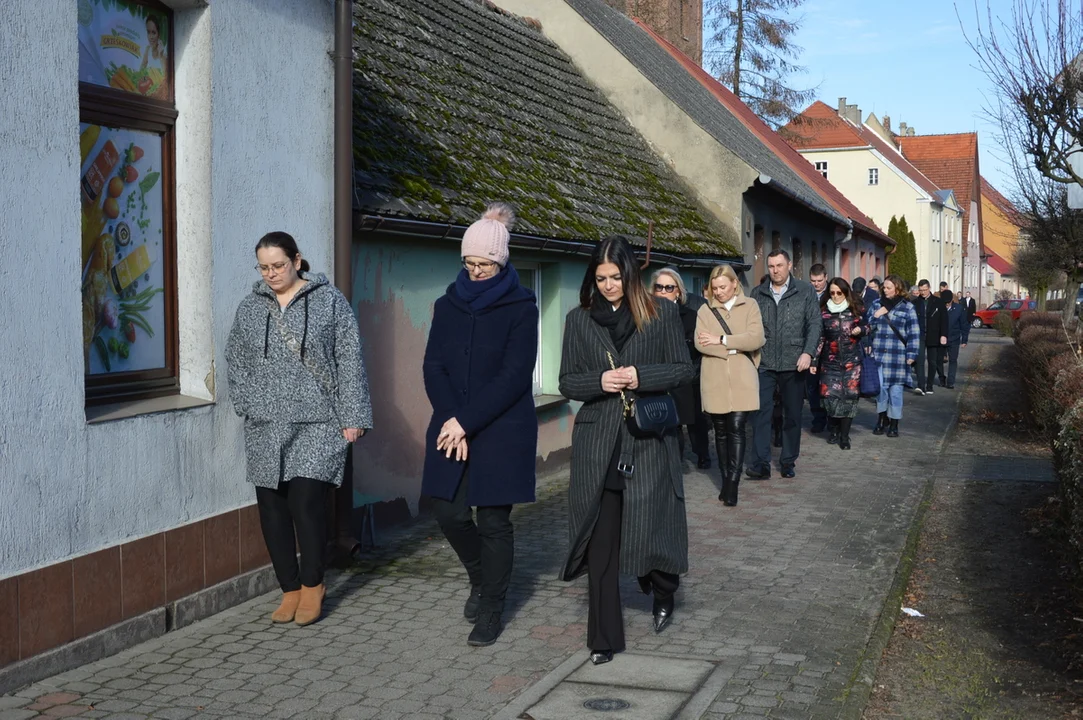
[606,351,679,438]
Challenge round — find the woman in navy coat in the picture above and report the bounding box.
[421,203,539,648]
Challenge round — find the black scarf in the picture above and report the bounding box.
[590,293,636,352]
[882,296,903,312]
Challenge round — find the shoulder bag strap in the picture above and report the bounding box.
[709,306,733,335]
[269,303,337,404]
[885,314,907,347]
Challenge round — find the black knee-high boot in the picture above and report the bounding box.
[827,417,840,445]
[723,412,747,507]
[711,414,729,503]
[838,417,853,450]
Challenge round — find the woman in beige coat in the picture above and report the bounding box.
[696,265,765,506]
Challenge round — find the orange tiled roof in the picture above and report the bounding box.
[898,134,982,249]
[636,34,893,247]
[784,101,867,149]
[784,102,944,199]
[986,248,1014,276]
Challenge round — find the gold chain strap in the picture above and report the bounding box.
[606,351,633,418]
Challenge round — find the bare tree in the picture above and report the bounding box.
[704,0,816,129]
[1015,172,1083,324]
[962,0,1083,188]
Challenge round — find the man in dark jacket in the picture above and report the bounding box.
[942,290,970,389]
[746,249,822,479]
[912,279,948,395]
[963,291,977,322]
[805,264,829,432]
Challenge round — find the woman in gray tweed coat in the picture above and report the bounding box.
[226,232,372,627]
[559,235,694,665]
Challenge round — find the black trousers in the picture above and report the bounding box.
[914,334,927,389]
[256,477,329,592]
[946,342,961,385]
[678,413,711,462]
[927,347,946,387]
[803,370,826,427]
[750,370,804,470]
[586,488,679,653]
[431,472,513,615]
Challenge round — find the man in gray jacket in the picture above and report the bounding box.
[746,249,823,479]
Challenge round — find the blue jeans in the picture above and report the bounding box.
[876,366,904,420]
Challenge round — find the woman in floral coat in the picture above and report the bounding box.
[811,278,868,450]
[869,275,920,438]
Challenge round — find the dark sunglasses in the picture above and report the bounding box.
[829,290,846,297]
[654,284,677,293]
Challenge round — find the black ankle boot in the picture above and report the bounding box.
[827,418,840,445]
[887,419,899,438]
[839,418,852,450]
[873,411,887,435]
[463,585,481,622]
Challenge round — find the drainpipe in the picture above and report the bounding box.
[332,0,356,559]
[835,222,852,278]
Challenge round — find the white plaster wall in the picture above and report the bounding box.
[493,0,757,237]
[0,0,334,579]
[797,148,940,279]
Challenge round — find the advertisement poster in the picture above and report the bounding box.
[78,0,171,100]
[81,123,166,376]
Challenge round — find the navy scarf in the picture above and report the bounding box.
[454,264,520,311]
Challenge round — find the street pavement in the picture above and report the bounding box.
[1,340,991,719]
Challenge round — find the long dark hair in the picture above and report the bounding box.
[579,235,657,330]
[256,231,310,274]
[821,276,863,315]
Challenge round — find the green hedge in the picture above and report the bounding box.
[1016,313,1083,579]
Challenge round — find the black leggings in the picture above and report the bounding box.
[256,477,329,592]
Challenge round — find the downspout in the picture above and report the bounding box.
[835,221,852,278]
[332,0,356,558]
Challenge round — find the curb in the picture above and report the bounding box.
[834,342,976,719]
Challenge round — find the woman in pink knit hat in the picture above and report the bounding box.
[421,203,539,648]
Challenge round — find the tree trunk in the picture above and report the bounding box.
[1063,276,1081,327]
[732,0,743,97]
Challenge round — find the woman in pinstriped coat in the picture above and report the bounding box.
[558,236,695,666]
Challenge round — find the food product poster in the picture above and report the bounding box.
[78,0,171,100]
[81,123,167,376]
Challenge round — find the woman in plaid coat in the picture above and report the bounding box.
[869,275,919,438]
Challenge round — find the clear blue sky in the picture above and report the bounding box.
[706,0,1015,193]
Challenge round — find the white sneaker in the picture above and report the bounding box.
[913,387,925,396]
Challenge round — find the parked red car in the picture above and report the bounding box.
[971,298,1036,328]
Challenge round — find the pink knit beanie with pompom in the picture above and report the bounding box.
[461,202,515,267]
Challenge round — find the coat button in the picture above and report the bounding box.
[465,348,470,355]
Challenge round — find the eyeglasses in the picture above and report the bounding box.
[829,290,845,297]
[255,261,290,275]
[462,260,497,272]
[654,284,677,293]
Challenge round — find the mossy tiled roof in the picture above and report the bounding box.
[352,0,741,257]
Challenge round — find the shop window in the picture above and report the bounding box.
[79,0,178,405]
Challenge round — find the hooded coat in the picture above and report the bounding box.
[421,266,539,508]
[226,273,373,488]
[558,299,694,581]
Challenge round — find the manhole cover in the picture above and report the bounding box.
[583,698,631,711]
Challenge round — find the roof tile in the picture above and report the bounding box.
[351,0,739,256]
[898,134,981,247]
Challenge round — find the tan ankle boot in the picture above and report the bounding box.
[271,591,301,623]
[294,584,325,626]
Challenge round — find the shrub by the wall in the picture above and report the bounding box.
[993,310,1014,337]
[1015,314,1083,585]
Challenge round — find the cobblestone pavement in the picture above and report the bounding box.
[2,339,991,719]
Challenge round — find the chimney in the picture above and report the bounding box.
[899,121,908,136]
[838,96,847,113]
[882,115,891,132]
[906,127,916,136]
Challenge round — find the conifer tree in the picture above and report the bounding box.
[887,215,918,285]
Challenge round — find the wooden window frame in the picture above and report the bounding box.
[80,1,179,406]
